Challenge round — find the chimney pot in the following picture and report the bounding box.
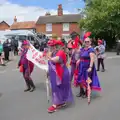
[14,16,17,22]
[45,12,51,16]
[58,4,62,8]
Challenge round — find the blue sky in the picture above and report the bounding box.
[0,0,85,24]
[8,0,85,12]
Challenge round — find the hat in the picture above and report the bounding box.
[22,40,30,45]
[70,31,79,39]
[98,40,103,44]
[47,39,56,46]
[72,36,82,49]
[47,39,64,46]
[56,40,64,46]
[83,32,91,40]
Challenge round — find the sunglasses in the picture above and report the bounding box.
[85,41,90,43]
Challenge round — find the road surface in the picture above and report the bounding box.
[0,52,120,120]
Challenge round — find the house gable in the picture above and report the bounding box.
[0,21,10,30]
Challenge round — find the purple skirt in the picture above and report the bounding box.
[48,62,73,105]
[77,62,101,91]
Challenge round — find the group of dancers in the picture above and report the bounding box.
[18,32,106,113]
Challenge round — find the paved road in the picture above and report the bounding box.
[0,52,120,120]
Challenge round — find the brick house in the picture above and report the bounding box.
[10,16,36,32]
[36,4,81,40]
[0,21,10,31]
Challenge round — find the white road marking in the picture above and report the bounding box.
[106,56,120,59]
[95,56,120,60]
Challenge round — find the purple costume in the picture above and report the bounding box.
[18,48,35,90]
[77,47,101,91]
[48,51,73,105]
[19,48,34,74]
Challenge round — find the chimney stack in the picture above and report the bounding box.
[14,16,17,22]
[58,4,63,16]
[45,12,51,16]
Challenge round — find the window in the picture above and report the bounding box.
[18,35,27,42]
[46,23,52,32]
[63,23,69,31]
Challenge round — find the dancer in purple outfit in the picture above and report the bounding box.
[70,36,82,82]
[47,39,73,113]
[18,40,35,92]
[76,38,101,99]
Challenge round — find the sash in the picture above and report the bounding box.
[55,50,66,81]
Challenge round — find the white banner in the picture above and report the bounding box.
[18,41,22,50]
[26,44,48,71]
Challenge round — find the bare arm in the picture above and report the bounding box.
[49,56,60,63]
[76,59,80,67]
[89,52,95,68]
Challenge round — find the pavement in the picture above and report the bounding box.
[0,52,120,120]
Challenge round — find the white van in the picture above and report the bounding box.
[0,30,47,50]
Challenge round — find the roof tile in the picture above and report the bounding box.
[10,21,35,30]
[36,14,81,24]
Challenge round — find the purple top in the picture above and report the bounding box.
[18,48,29,69]
[80,47,95,60]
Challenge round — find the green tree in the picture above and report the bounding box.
[79,0,120,49]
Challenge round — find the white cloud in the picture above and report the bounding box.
[0,1,71,25]
[0,0,7,4]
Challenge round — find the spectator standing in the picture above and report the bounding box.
[3,39,11,61]
[116,40,120,55]
[14,40,18,55]
[0,40,5,66]
[95,40,105,72]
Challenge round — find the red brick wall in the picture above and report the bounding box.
[70,23,80,34]
[52,23,62,37]
[36,24,48,35]
[36,23,80,37]
[0,22,10,30]
[36,24,46,34]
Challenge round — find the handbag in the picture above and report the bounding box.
[19,65,23,72]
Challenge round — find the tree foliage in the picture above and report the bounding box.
[79,0,120,48]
